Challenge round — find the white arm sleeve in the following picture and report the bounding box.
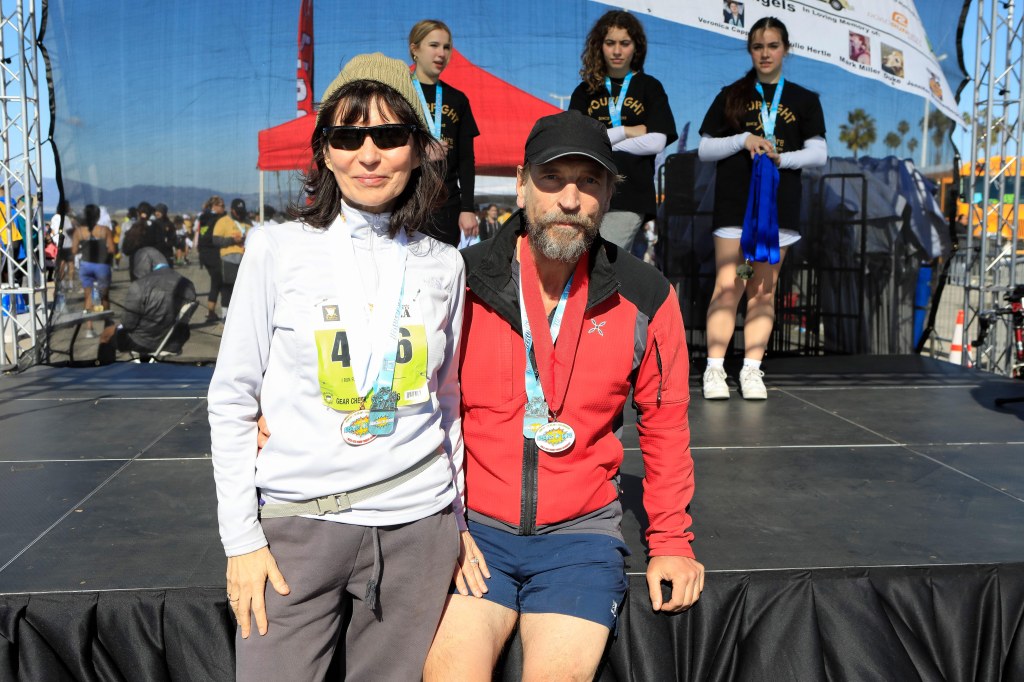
[612,132,667,156]
[698,133,750,162]
[606,126,627,145]
[778,136,828,170]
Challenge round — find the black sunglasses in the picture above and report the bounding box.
[323,124,418,151]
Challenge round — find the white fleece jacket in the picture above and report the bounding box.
[209,204,466,557]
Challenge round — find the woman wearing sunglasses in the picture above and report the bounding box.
[409,18,480,248]
[209,53,482,680]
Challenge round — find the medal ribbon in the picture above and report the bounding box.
[754,77,785,142]
[518,235,590,419]
[519,269,571,436]
[605,72,634,128]
[332,203,409,398]
[740,153,781,265]
[367,276,406,404]
[412,77,443,139]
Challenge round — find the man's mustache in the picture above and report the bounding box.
[535,211,596,230]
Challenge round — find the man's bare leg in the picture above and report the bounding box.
[520,612,610,682]
[424,594,518,681]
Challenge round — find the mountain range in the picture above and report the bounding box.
[40,177,297,216]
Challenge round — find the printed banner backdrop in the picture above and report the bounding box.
[41,0,969,214]
[615,0,962,123]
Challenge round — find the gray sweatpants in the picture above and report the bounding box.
[235,510,458,681]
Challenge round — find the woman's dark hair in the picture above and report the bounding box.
[580,10,647,93]
[722,17,790,131]
[290,80,447,236]
[83,204,100,229]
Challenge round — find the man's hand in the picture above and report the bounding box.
[646,555,704,612]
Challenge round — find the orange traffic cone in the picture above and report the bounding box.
[949,309,965,364]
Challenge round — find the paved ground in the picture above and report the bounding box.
[50,257,223,366]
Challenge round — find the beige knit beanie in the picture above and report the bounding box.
[317,52,427,129]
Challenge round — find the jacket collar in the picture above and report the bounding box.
[464,209,621,333]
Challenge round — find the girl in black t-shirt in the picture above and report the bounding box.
[697,17,826,401]
[569,10,677,253]
[409,19,480,248]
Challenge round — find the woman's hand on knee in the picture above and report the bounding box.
[453,530,490,598]
[227,547,290,638]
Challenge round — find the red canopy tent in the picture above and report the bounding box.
[257,115,315,172]
[256,49,560,176]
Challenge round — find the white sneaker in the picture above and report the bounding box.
[739,366,768,400]
[83,329,97,339]
[702,366,730,400]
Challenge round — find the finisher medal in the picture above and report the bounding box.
[534,421,576,454]
[368,388,400,436]
[737,259,754,281]
[523,396,549,438]
[341,409,376,446]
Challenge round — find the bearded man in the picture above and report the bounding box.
[424,110,704,681]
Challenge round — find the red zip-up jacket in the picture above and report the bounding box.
[459,213,695,557]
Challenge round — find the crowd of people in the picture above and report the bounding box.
[38,192,284,356]
[203,10,826,681]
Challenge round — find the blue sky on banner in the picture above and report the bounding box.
[43,0,968,200]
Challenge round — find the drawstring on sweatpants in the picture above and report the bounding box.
[365,526,382,613]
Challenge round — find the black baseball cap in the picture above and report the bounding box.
[231,198,247,214]
[524,110,618,175]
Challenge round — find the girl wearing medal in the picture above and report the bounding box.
[408,19,480,249]
[209,53,486,680]
[569,10,678,254]
[697,17,827,400]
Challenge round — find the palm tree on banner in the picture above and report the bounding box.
[883,132,901,158]
[839,108,877,160]
[897,119,910,154]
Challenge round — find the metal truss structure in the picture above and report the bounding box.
[962,0,1024,376]
[0,0,45,371]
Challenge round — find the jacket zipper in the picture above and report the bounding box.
[519,437,539,535]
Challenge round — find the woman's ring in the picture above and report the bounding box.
[468,557,480,565]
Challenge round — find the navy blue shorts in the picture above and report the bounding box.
[461,521,629,630]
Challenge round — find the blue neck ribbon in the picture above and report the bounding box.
[412,78,443,139]
[741,153,781,265]
[605,72,634,127]
[754,77,785,143]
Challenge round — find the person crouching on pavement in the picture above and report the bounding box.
[96,247,196,364]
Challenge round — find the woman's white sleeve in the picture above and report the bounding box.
[698,133,750,162]
[778,136,828,170]
[606,126,628,145]
[612,132,667,156]
[209,227,277,557]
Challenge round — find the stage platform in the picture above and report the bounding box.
[1,356,1022,681]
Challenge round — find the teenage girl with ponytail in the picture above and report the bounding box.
[697,16,827,400]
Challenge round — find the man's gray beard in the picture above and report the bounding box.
[526,211,601,263]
